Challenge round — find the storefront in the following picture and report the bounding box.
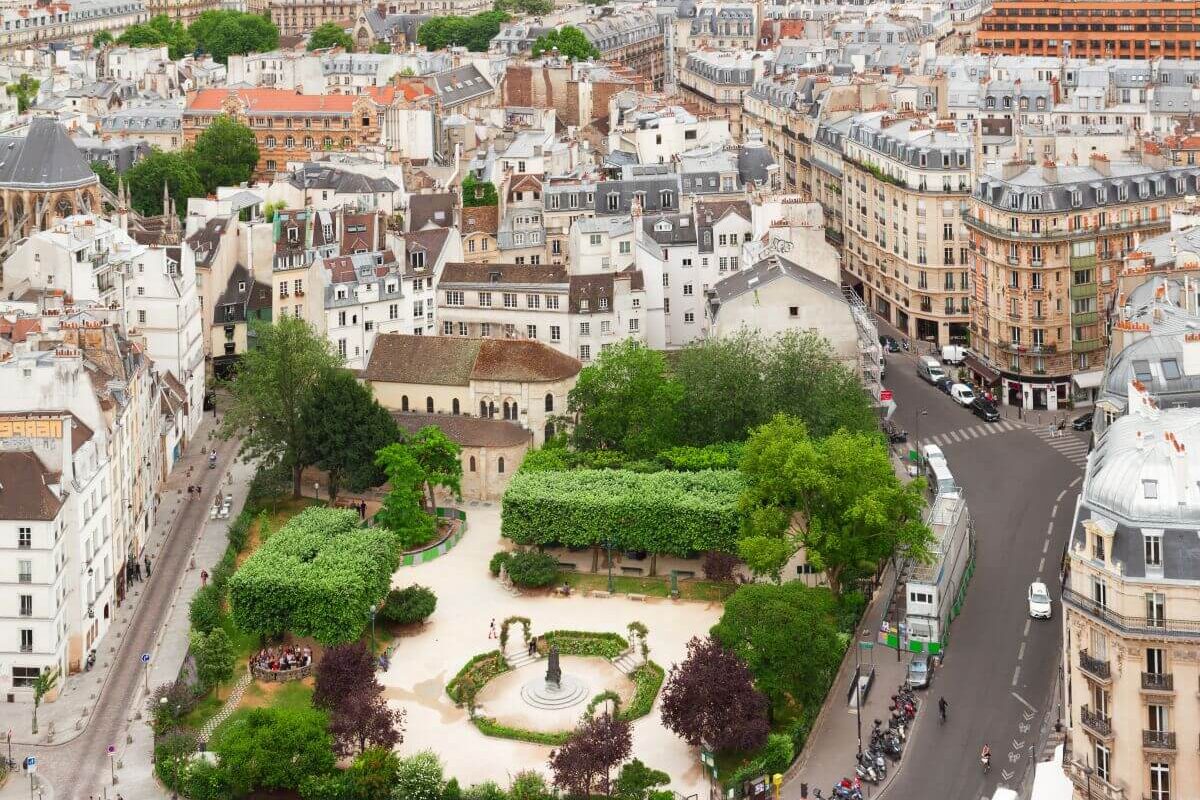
[1001,373,1072,410]
[1071,369,1105,407]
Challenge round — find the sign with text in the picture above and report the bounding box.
[0,416,62,440]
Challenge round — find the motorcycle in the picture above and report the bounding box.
[85,649,96,671]
[901,338,910,351]
[854,761,878,784]
[871,731,902,760]
[888,717,907,742]
[981,752,991,774]
[890,696,916,721]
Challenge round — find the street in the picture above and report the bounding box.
[880,347,1083,800]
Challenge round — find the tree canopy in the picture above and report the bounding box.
[462,174,499,207]
[549,713,632,798]
[405,426,463,512]
[531,26,599,60]
[90,161,118,194]
[739,414,934,596]
[190,10,279,63]
[124,150,204,217]
[210,707,335,795]
[308,22,354,51]
[190,628,236,697]
[299,370,398,501]
[117,14,195,59]
[416,11,508,52]
[221,315,341,497]
[6,74,39,113]
[661,635,768,752]
[711,581,843,712]
[494,0,552,14]
[375,442,438,549]
[191,116,259,194]
[567,340,683,459]
[92,30,114,48]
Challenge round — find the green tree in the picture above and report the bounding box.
[299,370,398,501]
[190,10,279,63]
[92,30,114,47]
[510,771,556,800]
[221,315,342,498]
[124,149,204,217]
[370,42,391,54]
[405,425,462,512]
[531,26,599,60]
[309,22,354,51]
[191,115,260,194]
[739,415,934,597]
[462,173,499,207]
[614,759,671,800]
[30,666,58,735]
[392,751,445,800]
[374,443,437,548]
[191,627,236,698]
[117,14,195,59]
[348,748,402,800]
[673,331,769,446]
[90,161,119,194]
[211,707,336,795]
[417,10,507,51]
[6,74,39,113]
[711,582,842,712]
[765,330,877,438]
[567,340,682,458]
[495,0,552,14]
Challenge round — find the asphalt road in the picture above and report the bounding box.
[25,433,241,800]
[879,348,1081,800]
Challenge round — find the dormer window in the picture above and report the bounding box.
[410,250,425,268]
[1009,193,1021,209]
[238,281,246,292]
[287,227,298,242]
[1071,189,1082,207]
[1097,187,1107,205]
[1030,194,1041,210]
[1143,479,1159,499]
[654,220,672,232]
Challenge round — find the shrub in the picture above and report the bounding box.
[489,550,512,577]
[446,651,509,704]
[542,630,628,659]
[835,590,868,634]
[189,584,222,634]
[702,550,740,582]
[501,469,744,557]
[619,662,664,721]
[656,442,744,471]
[380,585,437,625]
[154,729,198,793]
[229,507,400,645]
[505,550,558,588]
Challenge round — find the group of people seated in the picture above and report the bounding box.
[251,645,312,672]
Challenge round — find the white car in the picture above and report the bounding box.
[921,443,946,465]
[1028,581,1052,619]
[950,383,976,407]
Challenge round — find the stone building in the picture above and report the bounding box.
[392,411,530,501]
[678,50,764,140]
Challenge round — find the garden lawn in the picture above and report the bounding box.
[210,679,315,739]
[562,572,734,602]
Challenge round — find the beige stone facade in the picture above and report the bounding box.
[392,412,530,501]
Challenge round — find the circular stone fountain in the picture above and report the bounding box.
[519,644,588,709]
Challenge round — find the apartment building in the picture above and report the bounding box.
[1061,384,1200,800]
[966,156,1189,410]
[321,250,406,370]
[679,50,765,141]
[268,0,359,38]
[144,0,219,26]
[437,262,570,349]
[0,0,147,53]
[578,11,666,91]
[977,0,1200,61]
[839,111,974,348]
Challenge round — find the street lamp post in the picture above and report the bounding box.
[369,604,377,659]
[605,538,614,594]
[854,637,864,758]
[914,409,929,463]
[1082,756,1094,800]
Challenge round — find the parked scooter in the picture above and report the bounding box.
[85,649,96,670]
[901,338,910,352]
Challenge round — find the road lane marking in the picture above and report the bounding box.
[1018,642,1026,661]
[1050,505,1058,519]
[1069,476,1081,487]
[1010,691,1036,712]
[1042,539,1049,554]
[949,430,962,442]
[1056,489,1066,502]
[1038,557,1045,572]
[1011,666,1021,687]
[1046,521,1054,536]
[1023,619,1031,637]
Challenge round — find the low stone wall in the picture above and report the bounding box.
[251,663,312,683]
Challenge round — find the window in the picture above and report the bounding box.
[1093,743,1110,784]
[607,193,619,211]
[526,324,537,339]
[18,527,31,549]
[684,312,695,324]
[445,290,464,306]
[426,397,435,413]
[503,293,518,309]
[498,457,505,474]
[550,325,561,342]
[18,559,31,583]
[12,666,39,688]
[590,234,602,246]
[388,303,399,320]
[452,398,460,415]
[1145,532,1163,568]
[579,322,590,336]
[401,395,409,412]
[1148,703,1168,733]
[469,456,476,472]
[478,291,492,308]
[1146,592,1166,627]
[480,323,491,337]
[527,294,540,309]
[619,241,631,254]
[629,318,639,332]
[443,321,453,335]
[19,594,31,616]
[600,320,611,334]
[1162,358,1182,380]
[20,629,32,653]
[545,295,559,309]
[1143,479,1159,499]
[457,322,468,336]
[1091,576,1108,608]
[1147,647,1165,677]
[683,283,694,296]
[337,339,347,358]
[1149,762,1170,800]
[579,344,591,361]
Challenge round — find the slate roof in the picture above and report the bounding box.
[0,117,99,190]
[391,411,531,448]
[568,271,643,314]
[642,213,698,245]
[976,163,1200,214]
[440,262,568,286]
[707,254,844,313]
[365,334,580,386]
[0,450,63,521]
[409,192,456,231]
[431,64,493,108]
[287,163,399,193]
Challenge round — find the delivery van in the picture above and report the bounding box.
[917,356,946,384]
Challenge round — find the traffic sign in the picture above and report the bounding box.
[140,653,151,664]
[880,389,893,402]
[24,755,36,773]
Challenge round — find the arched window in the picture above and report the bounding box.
[489,401,496,418]
[503,401,511,419]
[452,398,460,415]
[480,400,487,417]
[469,456,476,472]
[545,393,554,412]
[511,402,519,419]
[401,395,409,412]
[498,457,505,473]
[426,396,434,413]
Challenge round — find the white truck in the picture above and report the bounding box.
[941,345,966,365]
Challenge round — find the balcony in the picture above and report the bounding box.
[963,211,1168,243]
[1140,671,1173,692]
[1072,311,1099,326]
[1142,730,1175,750]
[1073,338,1105,354]
[1070,282,1097,300]
[1080,705,1113,739]
[1064,587,1200,639]
[1079,649,1111,682]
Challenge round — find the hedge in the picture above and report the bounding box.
[446,651,509,704]
[228,507,399,645]
[518,443,743,475]
[501,469,744,556]
[543,630,628,659]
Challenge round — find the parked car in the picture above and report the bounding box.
[921,443,946,465]
[879,335,901,353]
[935,376,955,394]
[1028,581,1053,619]
[1072,412,1094,431]
[907,653,934,689]
[971,398,1000,422]
[950,383,976,407]
[917,357,947,385]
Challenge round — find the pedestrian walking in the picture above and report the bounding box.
[200,569,208,587]
[488,618,497,640]
[144,556,152,578]
[359,500,367,520]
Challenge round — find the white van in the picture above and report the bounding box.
[926,459,957,496]
[941,345,966,365]
[917,356,946,384]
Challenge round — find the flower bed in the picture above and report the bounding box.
[446,650,509,704]
[541,630,628,659]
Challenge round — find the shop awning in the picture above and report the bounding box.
[963,352,1000,385]
[1072,369,1105,390]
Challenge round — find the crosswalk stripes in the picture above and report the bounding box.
[1028,424,1090,471]
[918,420,1022,450]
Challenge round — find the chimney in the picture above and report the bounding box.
[1001,159,1029,181]
[1089,152,1111,177]
[1041,159,1057,184]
